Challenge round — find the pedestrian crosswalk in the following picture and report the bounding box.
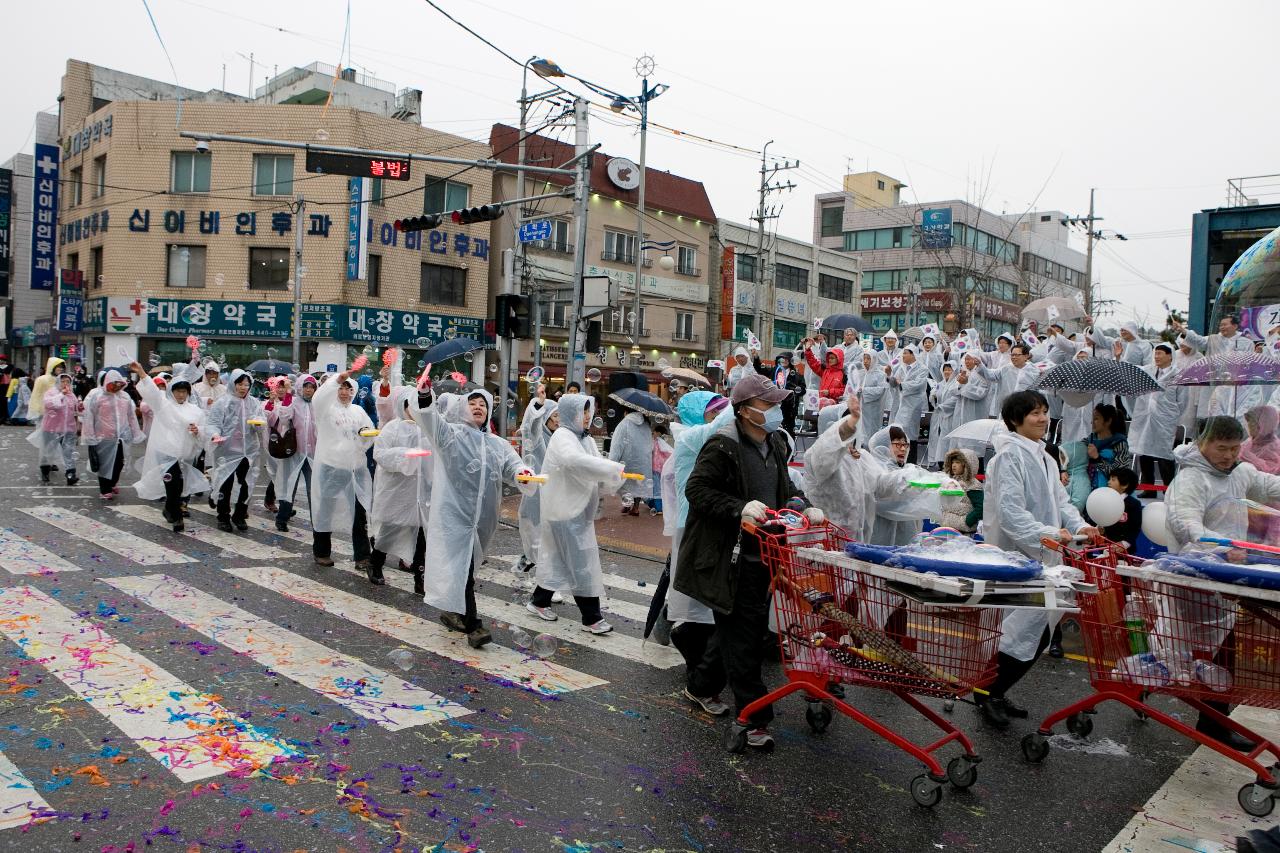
[188,503,353,556]
[0,752,49,830]
[18,506,195,566]
[110,504,294,560]
[0,529,80,575]
[471,564,652,625]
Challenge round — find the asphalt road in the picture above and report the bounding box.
[0,424,1210,852]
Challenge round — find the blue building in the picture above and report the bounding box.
[1189,189,1280,331]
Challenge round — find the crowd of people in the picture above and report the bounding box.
[6,311,1280,754]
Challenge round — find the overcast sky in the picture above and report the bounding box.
[5,0,1277,329]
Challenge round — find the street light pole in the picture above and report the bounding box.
[630,76,650,357]
[565,97,591,386]
[292,194,304,369]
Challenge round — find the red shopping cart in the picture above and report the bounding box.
[728,519,1002,808]
[1020,539,1280,817]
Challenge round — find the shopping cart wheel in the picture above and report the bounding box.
[805,703,833,734]
[909,774,944,808]
[1238,782,1277,818]
[946,756,978,789]
[724,724,749,754]
[1066,713,1094,739]
[1020,733,1050,764]
[943,699,956,714]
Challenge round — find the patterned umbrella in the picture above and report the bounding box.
[661,366,712,388]
[1033,358,1160,396]
[1173,352,1280,387]
[608,387,673,420]
[1022,296,1086,326]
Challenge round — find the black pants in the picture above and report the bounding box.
[712,558,774,727]
[532,585,602,626]
[277,459,313,527]
[97,441,125,494]
[988,626,1053,700]
[371,529,426,572]
[264,481,276,506]
[312,501,371,562]
[1138,455,1176,489]
[216,458,252,523]
[457,553,481,632]
[163,462,183,521]
[671,622,726,699]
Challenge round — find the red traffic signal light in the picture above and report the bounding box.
[394,214,442,232]
[450,204,505,225]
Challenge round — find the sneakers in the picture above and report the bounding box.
[99,492,114,501]
[466,626,493,649]
[66,475,78,486]
[582,620,613,635]
[525,602,558,622]
[550,591,565,604]
[746,728,775,749]
[439,613,469,633]
[682,688,730,716]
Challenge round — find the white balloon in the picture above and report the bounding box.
[1086,487,1125,528]
[1141,501,1174,548]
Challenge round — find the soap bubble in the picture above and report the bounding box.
[510,628,532,650]
[180,304,203,324]
[466,460,481,474]
[291,363,301,373]
[117,345,130,359]
[416,359,426,369]
[669,381,680,392]
[386,648,414,672]
[586,367,601,382]
[414,336,431,348]
[162,473,172,483]
[362,345,375,357]
[532,634,557,659]
[463,351,474,363]
[606,409,616,418]
[525,366,544,383]
[657,358,670,370]
[488,363,498,374]
[251,343,258,351]
[592,417,604,429]
[148,352,162,367]
[214,273,225,287]
[626,311,636,324]
[505,399,517,411]
[298,265,308,278]
[315,128,330,142]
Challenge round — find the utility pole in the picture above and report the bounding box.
[1063,188,1104,316]
[292,194,304,369]
[751,142,797,352]
[565,97,591,386]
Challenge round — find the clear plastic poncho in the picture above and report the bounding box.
[81,370,144,480]
[608,411,653,500]
[205,370,265,494]
[517,398,557,566]
[369,386,423,566]
[131,374,209,500]
[28,378,78,468]
[266,382,317,504]
[310,376,375,535]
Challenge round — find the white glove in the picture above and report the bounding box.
[803,507,825,525]
[740,500,768,523]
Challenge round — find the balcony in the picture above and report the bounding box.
[672,331,700,343]
[532,240,573,255]
[600,249,636,265]
[677,265,701,277]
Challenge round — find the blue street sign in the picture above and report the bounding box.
[518,220,552,243]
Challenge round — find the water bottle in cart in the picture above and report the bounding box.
[1112,653,1171,688]
[1122,593,1154,655]
[1193,659,1233,693]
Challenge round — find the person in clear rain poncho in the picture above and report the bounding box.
[516,383,558,573]
[887,345,928,461]
[265,374,317,532]
[865,425,926,546]
[82,368,144,499]
[129,361,208,531]
[412,383,535,649]
[609,410,654,514]
[205,369,265,531]
[310,371,375,569]
[30,372,79,485]
[192,359,227,409]
[526,393,625,633]
[366,385,426,590]
[27,356,66,424]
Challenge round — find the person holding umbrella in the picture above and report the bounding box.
[609,408,654,515]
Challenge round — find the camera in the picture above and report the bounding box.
[194,139,210,154]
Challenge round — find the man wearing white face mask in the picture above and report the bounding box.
[674,373,820,750]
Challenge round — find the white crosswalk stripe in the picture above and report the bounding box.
[110,505,294,561]
[225,566,606,696]
[188,504,353,556]
[103,573,471,730]
[471,564,652,625]
[332,562,683,669]
[0,529,80,575]
[489,554,662,600]
[0,752,51,830]
[18,506,195,565]
[0,585,296,782]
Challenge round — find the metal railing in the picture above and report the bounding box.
[601,249,636,264]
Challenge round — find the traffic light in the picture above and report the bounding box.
[451,204,505,225]
[495,293,532,339]
[394,214,442,232]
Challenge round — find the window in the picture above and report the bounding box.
[603,306,646,335]
[423,178,469,214]
[677,245,698,276]
[876,179,886,191]
[366,254,381,298]
[420,262,466,306]
[820,206,844,238]
[92,156,106,199]
[68,167,82,206]
[736,252,757,283]
[67,253,79,275]
[733,314,755,343]
[773,320,806,350]
[1040,214,1052,223]
[603,230,636,264]
[90,246,103,289]
[171,152,211,194]
[539,299,568,327]
[166,245,206,288]
[248,247,289,290]
[818,273,854,302]
[253,154,294,196]
[370,178,385,206]
[534,220,572,253]
[674,311,696,341]
[775,263,809,293]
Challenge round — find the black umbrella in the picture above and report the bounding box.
[642,556,673,646]
[817,313,874,335]
[608,387,673,419]
[1033,358,1160,396]
[246,358,291,375]
[422,337,486,364]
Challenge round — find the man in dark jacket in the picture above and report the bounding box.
[751,352,805,434]
[674,373,819,749]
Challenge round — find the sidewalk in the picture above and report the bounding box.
[500,494,669,561]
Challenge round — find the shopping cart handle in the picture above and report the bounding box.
[1198,536,1280,555]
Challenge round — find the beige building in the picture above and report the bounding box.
[55,59,493,374]
[487,124,716,403]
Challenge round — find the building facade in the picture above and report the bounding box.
[487,123,716,398]
[712,219,861,357]
[815,172,1087,338]
[44,59,495,376]
[1188,178,1280,334]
